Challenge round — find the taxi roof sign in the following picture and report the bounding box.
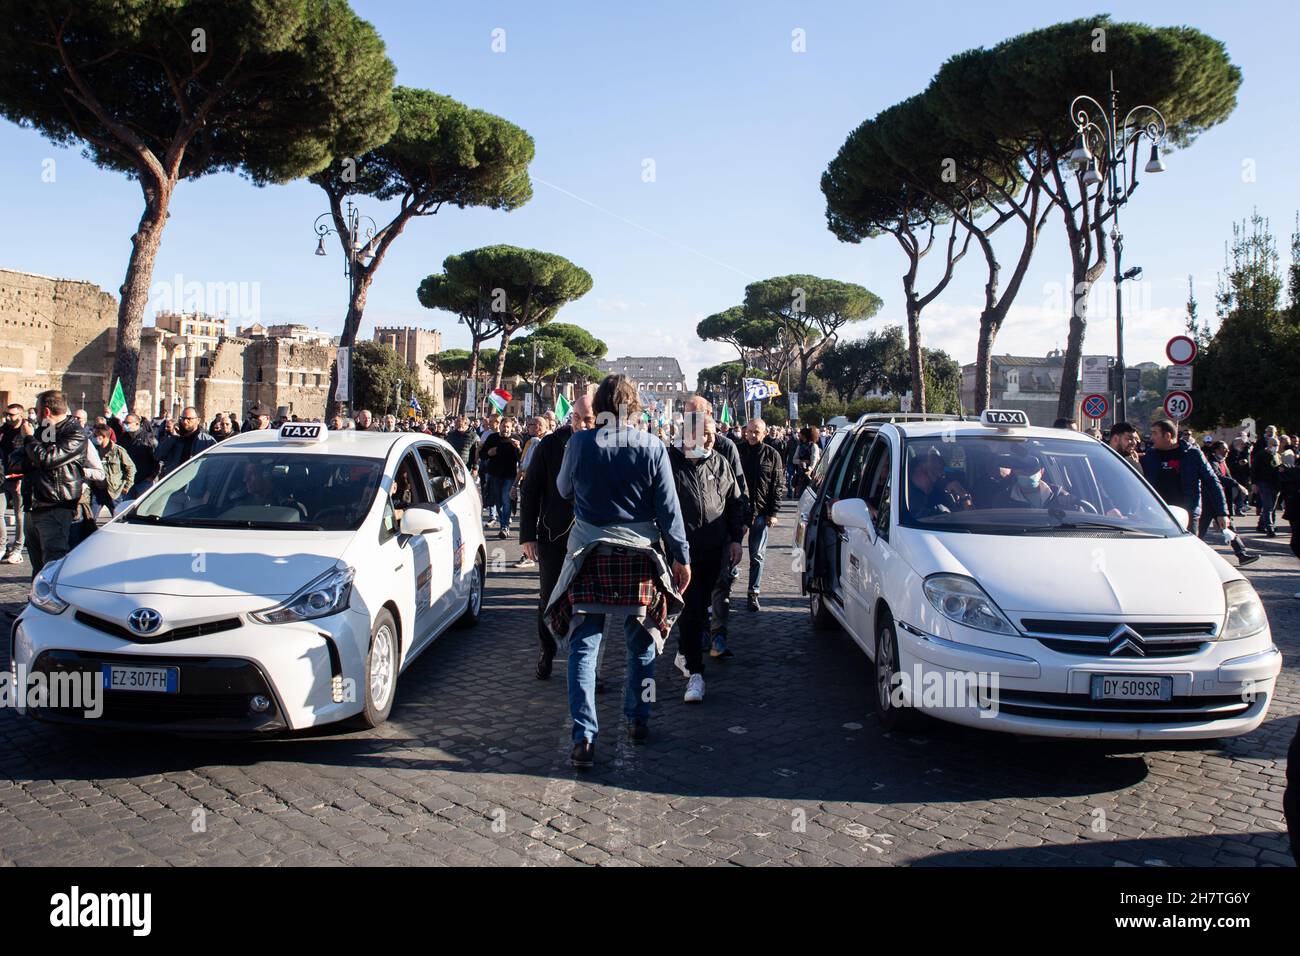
[980,409,1029,429]
[279,422,328,444]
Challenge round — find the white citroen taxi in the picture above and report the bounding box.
[801,410,1282,740]
[11,423,486,733]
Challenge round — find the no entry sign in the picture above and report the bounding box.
[1166,335,1197,365]
[1164,390,1194,421]
[1081,393,1109,420]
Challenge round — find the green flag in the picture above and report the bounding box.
[719,400,732,426]
[554,393,572,420]
[108,378,127,418]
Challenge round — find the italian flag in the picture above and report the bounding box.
[719,400,732,426]
[487,388,511,414]
[554,393,572,420]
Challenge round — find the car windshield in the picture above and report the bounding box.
[899,434,1183,536]
[125,453,383,531]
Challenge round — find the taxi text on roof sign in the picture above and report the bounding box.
[279,422,328,443]
[979,409,1030,428]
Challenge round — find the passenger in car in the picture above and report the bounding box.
[907,448,973,519]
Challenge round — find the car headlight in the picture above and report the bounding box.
[29,558,68,614]
[1222,579,1267,641]
[251,566,355,624]
[922,574,1018,636]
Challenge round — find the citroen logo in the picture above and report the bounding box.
[127,608,163,635]
[1107,624,1146,657]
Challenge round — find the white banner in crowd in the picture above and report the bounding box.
[465,378,477,414]
[334,347,351,403]
[524,392,533,417]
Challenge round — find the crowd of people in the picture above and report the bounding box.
[4,384,1299,769]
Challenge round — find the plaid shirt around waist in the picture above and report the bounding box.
[546,544,669,637]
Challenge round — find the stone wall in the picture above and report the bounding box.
[0,268,117,412]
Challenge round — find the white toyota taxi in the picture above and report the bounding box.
[801,410,1282,740]
[12,423,486,733]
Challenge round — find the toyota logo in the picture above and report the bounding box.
[127,608,163,635]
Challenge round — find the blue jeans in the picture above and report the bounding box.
[567,612,656,744]
[489,476,514,530]
[747,515,770,594]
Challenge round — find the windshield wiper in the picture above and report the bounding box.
[1022,519,1159,537]
[124,513,185,526]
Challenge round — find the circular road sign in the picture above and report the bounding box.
[1166,335,1198,365]
[1164,390,1194,422]
[1081,393,1109,420]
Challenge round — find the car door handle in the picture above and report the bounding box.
[394,563,405,571]
[837,531,849,542]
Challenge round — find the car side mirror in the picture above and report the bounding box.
[1167,505,1190,532]
[830,498,874,531]
[399,504,449,536]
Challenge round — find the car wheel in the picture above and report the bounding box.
[454,552,484,629]
[873,619,917,732]
[357,608,399,729]
[809,589,838,631]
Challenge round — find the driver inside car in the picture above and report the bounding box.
[990,454,1081,511]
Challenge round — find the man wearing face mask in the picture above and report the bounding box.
[990,454,1081,511]
[120,414,160,499]
[667,412,746,704]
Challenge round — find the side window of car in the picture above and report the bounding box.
[834,430,876,500]
[856,437,893,537]
[382,453,432,537]
[417,444,459,503]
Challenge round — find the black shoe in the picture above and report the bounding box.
[570,740,594,769]
[497,529,508,539]
[628,719,649,744]
[747,592,760,612]
[535,647,554,679]
[1238,553,1261,566]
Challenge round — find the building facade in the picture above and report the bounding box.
[596,356,689,406]
[961,352,1069,426]
[1,268,338,422]
[373,325,445,416]
[0,268,117,413]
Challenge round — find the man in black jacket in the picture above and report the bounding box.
[444,414,480,475]
[681,397,749,657]
[1,404,27,564]
[1141,419,1230,536]
[519,395,594,679]
[121,414,160,499]
[668,412,745,704]
[7,390,86,576]
[738,417,786,613]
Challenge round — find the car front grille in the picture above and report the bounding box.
[1020,619,1217,658]
[74,611,242,644]
[994,689,1253,724]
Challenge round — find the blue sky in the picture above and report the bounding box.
[1,0,1297,386]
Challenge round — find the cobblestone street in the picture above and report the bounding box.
[1,504,1295,867]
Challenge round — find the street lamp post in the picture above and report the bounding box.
[313,198,377,416]
[1068,72,1167,424]
[531,342,544,412]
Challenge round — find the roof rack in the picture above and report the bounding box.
[853,412,970,426]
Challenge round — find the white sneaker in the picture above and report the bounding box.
[1,549,21,565]
[684,674,705,703]
[512,557,535,569]
[674,652,690,678]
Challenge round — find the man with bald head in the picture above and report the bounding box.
[682,395,749,654]
[157,406,215,477]
[519,394,597,679]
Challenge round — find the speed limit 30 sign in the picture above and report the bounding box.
[1163,390,1193,422]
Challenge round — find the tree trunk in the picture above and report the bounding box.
[905,297,927,413]
[326,270,374,417]
[112,181,172,412]
[1056,255,1108,422]
[974,318,995,413]
[492,327,515,392]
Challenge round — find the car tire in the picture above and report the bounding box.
[809,589,838,631]
[454,552,484,629]
[357,608,399,729]
[873,619,918,732]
